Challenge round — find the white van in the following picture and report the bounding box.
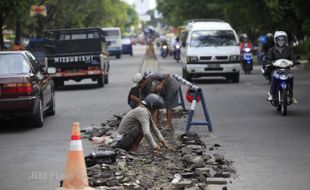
[181,19,240,82]
[101,27,122,58]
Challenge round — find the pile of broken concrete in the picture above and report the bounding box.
[80,111,235,190]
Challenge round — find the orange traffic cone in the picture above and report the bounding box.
[57,122,95,190]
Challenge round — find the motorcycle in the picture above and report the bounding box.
[261,55,272,83]
[268,59,294,116]
[173,43,181,62]
[160,44,168,58]
[241,48,253,74]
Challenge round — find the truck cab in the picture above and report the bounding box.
[44,28,110,88]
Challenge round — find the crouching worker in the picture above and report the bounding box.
[116,93,171,152]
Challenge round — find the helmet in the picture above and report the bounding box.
[260,35,267,44]
[266,33,273,38]
[143,93,165,110]
[143,70,152,78]
[133,73,144,84]
[274,31,287,47]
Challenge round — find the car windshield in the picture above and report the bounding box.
[190,30,237,47]
[0,54,31,74]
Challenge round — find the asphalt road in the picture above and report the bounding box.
[157,52,310,190]
[0,45,309,190]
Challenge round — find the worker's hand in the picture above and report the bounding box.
[153,144,162,155]
[160,141,175,151]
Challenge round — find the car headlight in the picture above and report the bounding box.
[187,56,199,63]
[230,55,240,62]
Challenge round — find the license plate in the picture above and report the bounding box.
[207,64,220,68]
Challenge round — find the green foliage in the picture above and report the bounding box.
[292,37,310,61]
[157,0,310,41]
[0,0,139,40]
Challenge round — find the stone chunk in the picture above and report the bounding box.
[204,185,229,190]
[172,179,193,189]
[206,178,227,185]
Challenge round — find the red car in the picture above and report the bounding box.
[0,51,55,127]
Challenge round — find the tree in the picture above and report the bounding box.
[157,0,310,41]
[0,1,15,49]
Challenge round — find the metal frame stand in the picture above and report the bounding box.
[178,86,186,111]
[173,74,213,133]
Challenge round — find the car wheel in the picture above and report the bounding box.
[98,75,104,87]
[32,99,44,128]
[116,55,121,59]
[46,92,56,116]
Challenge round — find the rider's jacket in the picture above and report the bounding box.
[267,46,297,64]
[240,42,253,51]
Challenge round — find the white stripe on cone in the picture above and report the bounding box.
[70,140,83,151]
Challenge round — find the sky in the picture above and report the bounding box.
[122,0,157,14]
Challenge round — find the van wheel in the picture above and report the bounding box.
[231,73,240,83]
[182,69,192,82]
[32,99,44,128]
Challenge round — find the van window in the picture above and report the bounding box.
[102,30,120,37]
[190,30,237,47]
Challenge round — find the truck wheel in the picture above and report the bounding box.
[55,80,64,90]
[98,76,104,87]
[104,75,109,84]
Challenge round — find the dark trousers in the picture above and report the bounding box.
[116,125,143,151]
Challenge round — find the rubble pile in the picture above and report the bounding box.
[79,111,235,190]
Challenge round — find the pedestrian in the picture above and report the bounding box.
[133,72,180,128]
[128,84,141,109]
[116,93,171,152]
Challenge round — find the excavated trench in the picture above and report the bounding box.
[77,110,236,190]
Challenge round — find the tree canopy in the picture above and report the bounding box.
[0,0,139,49]
[157,0,310,41]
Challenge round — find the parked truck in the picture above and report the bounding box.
[44,28,110,88]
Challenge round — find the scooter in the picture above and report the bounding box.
[241,48,253,74]
[160,44,168,58]
[173,43,181,62]
[268,59,294,116]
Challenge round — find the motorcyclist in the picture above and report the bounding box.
[266,31,298,103]
[261,33,275,69]
[160,39,169,56]
[173,37,181,59]
[240,34,253,52]
[240,34,253,71]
